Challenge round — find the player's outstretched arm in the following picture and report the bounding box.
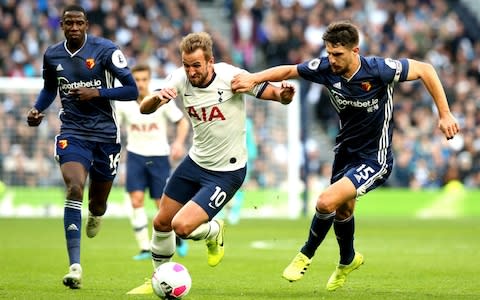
[406,59,460,140]
[232,65,299,93]
[259,81,296,105]
[139,88,177,114]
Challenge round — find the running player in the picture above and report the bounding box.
[127,31,295,294]
[231,20,459,291]
[26,4,138,289]
[116,64,190,261]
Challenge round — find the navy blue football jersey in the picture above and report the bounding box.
[39,34,136,143]
[298,56,409,156]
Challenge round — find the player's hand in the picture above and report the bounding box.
[231,72,257,93]
[438,111,460,140]
[156,88,177,104]
[27,108,45,127]
[170,141,185,161]
[69,87,100,101]
[279,81,295,105]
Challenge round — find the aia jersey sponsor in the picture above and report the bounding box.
[115,100,184,156]
[164,63,261,171]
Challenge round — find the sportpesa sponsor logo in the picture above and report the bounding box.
[57,77,102,94]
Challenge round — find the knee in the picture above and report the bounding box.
[66,182,84,200]
[335,209,353,220]
[171,220,193,239]
[316,194,337,213]
[152,215,172,232]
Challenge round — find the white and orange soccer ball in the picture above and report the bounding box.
[152,262,192,299]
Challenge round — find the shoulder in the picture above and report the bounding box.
[214,62,244,80]
[87,35,117,50]
[166,67,188,85]
[361,56,407,82]
[298,57,330,73]
[44,41,65,56]
[362,56,402,71]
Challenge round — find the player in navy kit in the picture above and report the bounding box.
[26,4,138,289]
[232,21,460,291]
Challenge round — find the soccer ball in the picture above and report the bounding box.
[151,262,192,299]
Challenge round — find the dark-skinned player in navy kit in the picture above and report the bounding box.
[27,4,138,289]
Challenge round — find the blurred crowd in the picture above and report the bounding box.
[1,0,479,189]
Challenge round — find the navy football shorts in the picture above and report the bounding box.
[54,134,121,181]
[164,155,246,219]
[331,149,393,197]
[125,151,170,199]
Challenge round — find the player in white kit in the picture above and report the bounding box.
[127,32,295,294]
[116,64,190,260]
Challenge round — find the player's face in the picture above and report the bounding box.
[182,49,214,87]
[325,42,359,77]
[61,11,88,47]
[133,70,151,100]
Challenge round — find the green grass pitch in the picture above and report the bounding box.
[1,187,480,299]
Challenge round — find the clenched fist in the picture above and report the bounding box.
[27,108,45,126]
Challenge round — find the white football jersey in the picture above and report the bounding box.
[115,100,184,156]
[165,62,266,171]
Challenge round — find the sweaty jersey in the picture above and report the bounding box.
[36,34,137,143]
[164,63,266,171]
[116,100,184,156]
[298,56,409,157]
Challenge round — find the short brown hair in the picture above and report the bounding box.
[179,32,213,61]
[131,64,151,74]
[322,21,359,48]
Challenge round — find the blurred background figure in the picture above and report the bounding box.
[116,64,190,260]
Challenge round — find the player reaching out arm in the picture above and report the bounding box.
[26,4,138,290]
[232,20,459,291]
[127,31,294,295]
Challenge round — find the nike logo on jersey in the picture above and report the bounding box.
[184,93,193,97]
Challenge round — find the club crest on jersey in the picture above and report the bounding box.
[58,139,68,149]
[361,81,372,91]
[86,58,95,69]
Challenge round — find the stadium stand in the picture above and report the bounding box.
[0,0,479,189]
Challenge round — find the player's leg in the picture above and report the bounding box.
[86,142,121,238]
[130,191,151,260]
[173,200,225,267]
[151,195,183,268]
[55,135,94,289]
[171,163,245,267]
[283,177,357,282]
[127,194,181,295]
[60,161,88,289]
[126,151,150,260]
[326,157,392,291]
[148,155,189,258]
